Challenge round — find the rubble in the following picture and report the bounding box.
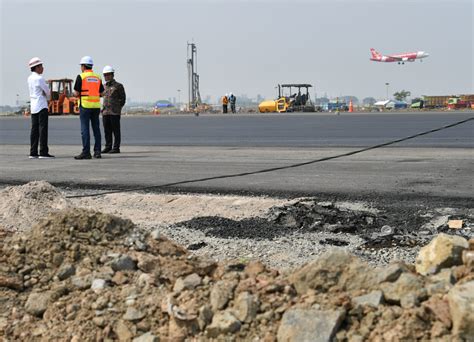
[415,233,469,275]
[0,183,474,340]
[448,281,474,339]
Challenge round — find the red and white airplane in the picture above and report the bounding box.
[370,48,429,64]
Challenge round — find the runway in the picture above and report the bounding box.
[0,112,473,200]
[1,111,473,147]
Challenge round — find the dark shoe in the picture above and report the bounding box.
[94,152,102,159]
[29,155,39,159]
[39,154,55,159]
[101,148,111,153]
[109,149,120,154]
[74,153,92,160]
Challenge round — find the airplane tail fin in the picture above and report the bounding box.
[370,48,382,59]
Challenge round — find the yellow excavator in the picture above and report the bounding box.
[259,84,315,113]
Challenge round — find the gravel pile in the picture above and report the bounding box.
[0,181,68,233]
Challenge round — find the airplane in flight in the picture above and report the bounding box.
[370,48,429,64]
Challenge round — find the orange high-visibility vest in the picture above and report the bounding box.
[79,70,101,109]
[222,96,229,105]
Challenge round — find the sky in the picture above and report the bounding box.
[0,0,472,105]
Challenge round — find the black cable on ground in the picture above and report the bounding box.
[66,116,474,199]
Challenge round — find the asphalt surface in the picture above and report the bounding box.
[0,112,473,200]
[1,111,473,147]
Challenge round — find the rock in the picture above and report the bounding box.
[0,274,23,290]
[136,253,160,273]
[462,250,474,267]
[415,233,468,275]
[210,280,237,311]
[429,268,454,284]
[92,317,107,328]
[112,271,128,285]
[469,238,474,250]
[198,305,213,331]
[133,332,159,342]
[123,307,146,322]
[289,251,377,295]
[380,273,426,306]
[376,263,408,283]
[137,273,155,287]
[447,281,474,339]
[25,292,52,317]
[173,273,202,293]
[71,275,92,290]
[423,297,451,328]
[421,215,449,233]
[244,260,266,277]
[114,320,133,341]
[400,292,419,309]
[95,266,115,281]
[207,311,241,338]
[57,264,76,281]
[150,229,161,240]
[91,278,107,293]
[352,290,384,308]
[233,291,258,323]
[277,308,346,342]
[111,255,137,272]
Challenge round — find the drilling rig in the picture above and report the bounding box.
[187,42,202,110]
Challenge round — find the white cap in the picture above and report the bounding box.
[103,65,115,74]
[225,93,228,96]
[80,56,94,65]
[28,57,43,68]
[229,92,233,96]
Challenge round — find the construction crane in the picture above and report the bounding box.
[187,42,202,110]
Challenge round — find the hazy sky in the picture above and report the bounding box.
[1,0,472,105]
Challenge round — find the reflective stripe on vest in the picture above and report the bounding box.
[79,70,101,109]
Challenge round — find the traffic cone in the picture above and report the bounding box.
[349,100,354,113]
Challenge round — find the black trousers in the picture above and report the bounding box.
[30,108,49,156]
[223,104,228,113]
[103,115,121,150]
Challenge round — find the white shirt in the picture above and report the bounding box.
[27,72,50,113]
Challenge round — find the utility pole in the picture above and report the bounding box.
[385,83,390,100]
[187,42,202,110]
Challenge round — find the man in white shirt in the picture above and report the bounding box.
[27,57,54,158]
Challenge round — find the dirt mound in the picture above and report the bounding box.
[0,181,68,233]
[1,209,473,341]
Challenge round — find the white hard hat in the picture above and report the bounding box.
[225,93,228,97]
[80,56,94,65]
[229,92,233,96]
[28,57,43,68]
[103,65,115,74]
